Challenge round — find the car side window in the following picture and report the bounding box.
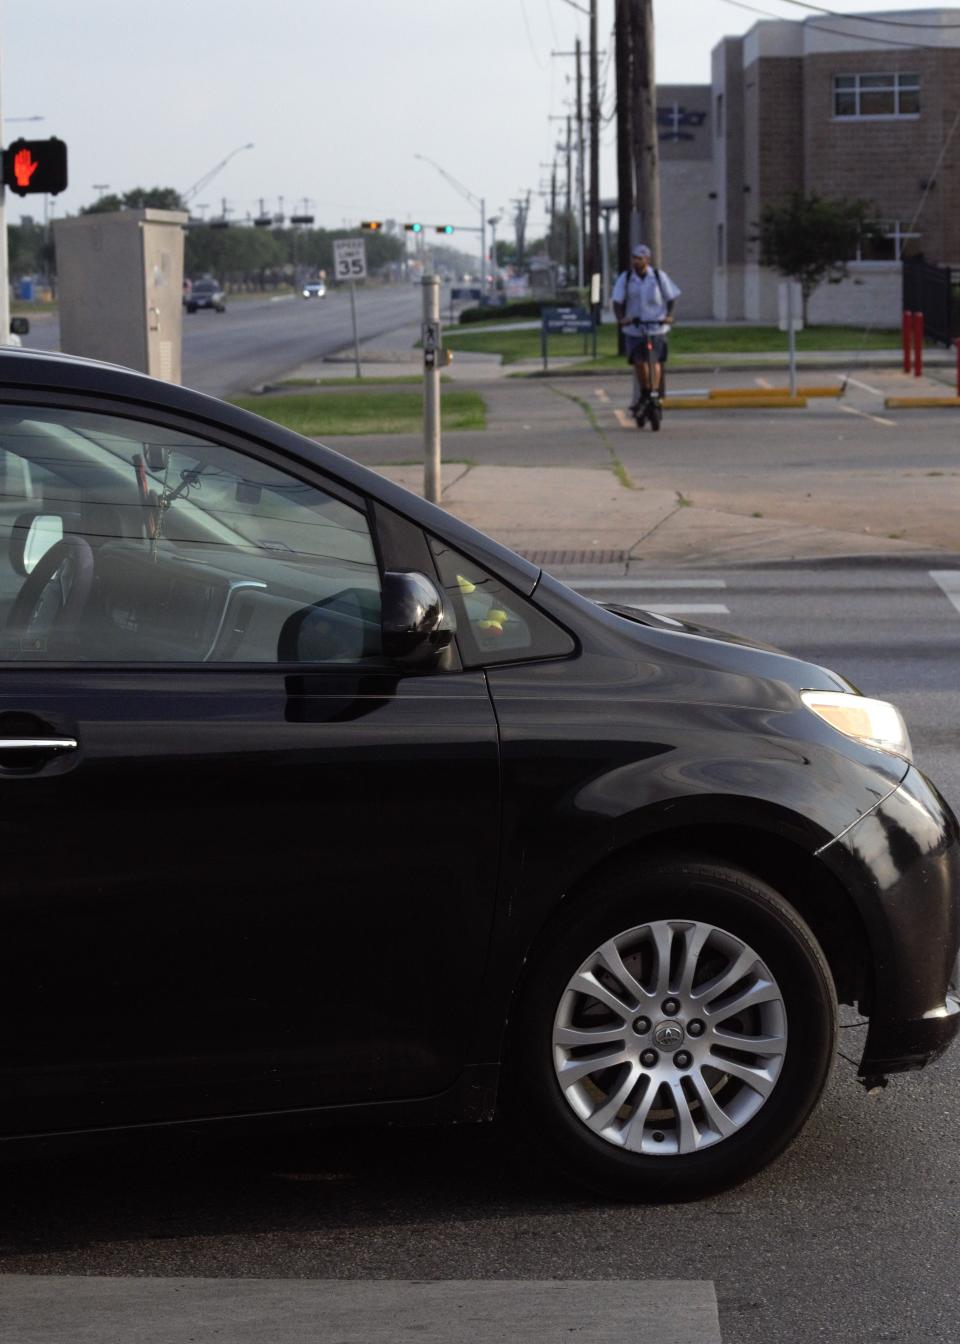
[429,537,574,666]
[0,405,382,664]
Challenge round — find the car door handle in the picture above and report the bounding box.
[0,736,77,754]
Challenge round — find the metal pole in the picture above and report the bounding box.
[787,281,797,397]
[349,278,361,380]
[480,196,486,299]
[422,275,441,504]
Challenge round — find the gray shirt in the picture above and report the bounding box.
[611,267,681,334]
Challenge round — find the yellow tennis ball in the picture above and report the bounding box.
[456,574,476,594]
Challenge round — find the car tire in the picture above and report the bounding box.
[508,855,837,1201]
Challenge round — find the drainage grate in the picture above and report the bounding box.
[518,549,629,565]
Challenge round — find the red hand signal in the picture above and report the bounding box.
[13,148,38,188]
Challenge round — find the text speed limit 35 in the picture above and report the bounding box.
[333,239,368,282]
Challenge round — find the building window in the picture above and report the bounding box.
[834,72,920,119]
[851,220,921,261]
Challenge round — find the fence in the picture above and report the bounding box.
[902,257,960,347]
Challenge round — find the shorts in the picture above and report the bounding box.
[625,333,668,367]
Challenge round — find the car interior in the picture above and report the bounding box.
[0,406,385,664]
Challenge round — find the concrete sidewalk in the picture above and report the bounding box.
[277,327,960,568]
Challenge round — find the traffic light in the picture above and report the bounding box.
[290,214,315,225]
[436,225,454,235]
[361,220,383,231]
[3,137,68,196]
[405,223,423,233]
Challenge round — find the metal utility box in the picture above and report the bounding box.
[54,209,189,383]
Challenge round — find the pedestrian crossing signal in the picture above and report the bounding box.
[436,225,454,235]
[3,136,68,196]
[361,220,383,231]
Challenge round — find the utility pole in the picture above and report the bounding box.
[565,115,572,282]
[615,0,636,282]
[588,0,600,283]
[634,0,662,260]
[575,38,585,289]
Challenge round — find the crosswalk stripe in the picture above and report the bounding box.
[626,603,730,615]
[930,571,960,615]
[572,579,727,590]
[0,1277,723,1343]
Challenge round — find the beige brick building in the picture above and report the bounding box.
[711,9,960,323]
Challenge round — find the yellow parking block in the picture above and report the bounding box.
[663,396,808,410]
[884,396,960,408]
[709,386,841,399]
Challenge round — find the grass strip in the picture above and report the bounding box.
[276,375,450,388]
[231,388,486,436]
[441,323,902,366]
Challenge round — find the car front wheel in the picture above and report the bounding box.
[510,856,838,1201]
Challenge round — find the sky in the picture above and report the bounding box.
[4,0,954,254]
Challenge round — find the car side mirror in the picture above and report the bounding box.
[10,317,29,336]
[381,570,453,665]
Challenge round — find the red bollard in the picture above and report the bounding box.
[913,311,924,378]
[902,310,913,373]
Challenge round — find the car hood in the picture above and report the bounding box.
[602,601,786,654]
[596,597,859,694]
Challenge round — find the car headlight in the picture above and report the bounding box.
[801,690,912,762]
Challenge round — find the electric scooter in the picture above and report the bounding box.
[629,320,666,432]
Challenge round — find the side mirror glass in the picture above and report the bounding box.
[11,512,63,576]
[381,570,453,665]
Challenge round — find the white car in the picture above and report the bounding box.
[301,281,327,299]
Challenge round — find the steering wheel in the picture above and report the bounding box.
[7,536,95,639]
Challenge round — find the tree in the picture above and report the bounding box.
[756,192,878,324]
[81,186,185,214]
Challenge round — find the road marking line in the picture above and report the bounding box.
[614,408,634,428]
[595,388,610,402]
[930,571,960,615]
[0,1278,723,1344]
[840,403,895,428]
[629,603,730,615]
[573,579,727,590]
[755,376,773,388]
[842,375,884,396]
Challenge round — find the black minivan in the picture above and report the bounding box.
[0,347,956,1199]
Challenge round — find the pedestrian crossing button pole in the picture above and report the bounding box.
[422,275,442,504]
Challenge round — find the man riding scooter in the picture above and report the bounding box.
[611,244,681,427]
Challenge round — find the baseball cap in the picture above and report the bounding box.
[632,244,651,258]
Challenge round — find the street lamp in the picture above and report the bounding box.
[414,152,487,297]
[182,142,254,207]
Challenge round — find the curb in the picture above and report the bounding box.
[885,396,960,408]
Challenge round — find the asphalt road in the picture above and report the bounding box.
[3,562,959,1344]
[20,285,423,398]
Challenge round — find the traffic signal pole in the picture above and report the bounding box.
[0,55,11,347]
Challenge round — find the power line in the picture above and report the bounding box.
[718,0,960,51]
[520,0,549,69]
[772,0,960,29]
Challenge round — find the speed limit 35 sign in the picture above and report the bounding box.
[333,238,368,282]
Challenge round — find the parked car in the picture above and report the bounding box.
[186,278,226,313]
[0,346,956,1200]
[301,280,327,299]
